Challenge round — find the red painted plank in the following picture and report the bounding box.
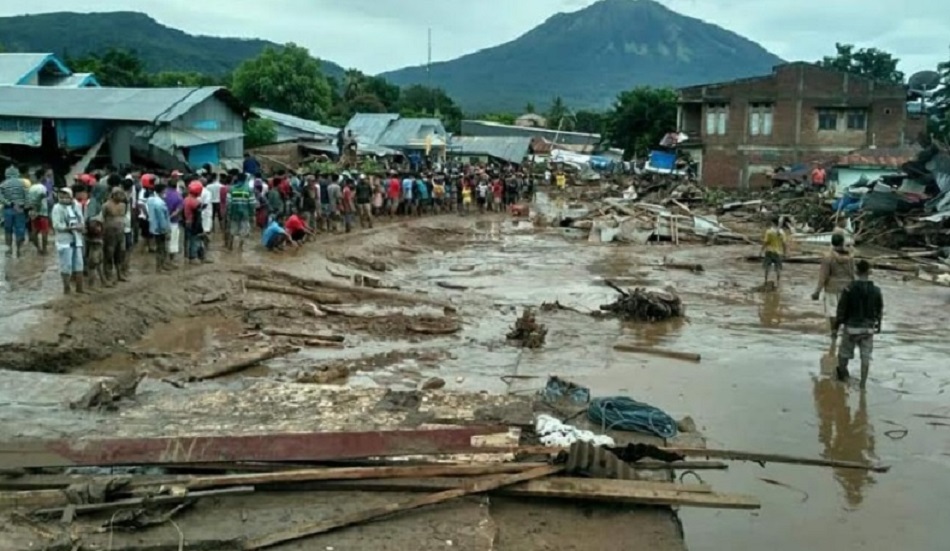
[0,427,508,469]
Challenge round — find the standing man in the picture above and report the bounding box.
[242,152,261,178]
[760,216,787,287]
[355,175,373,228]
[102,187,128,285]
[27,171,51,255]
[1,165,28,257]
[147,182,172,272]
[834,260,883,387]
[206,173,224,232]
[811,233,855,355]
[811,164,827,192]
[326,174,342,232]
[50,188,85,294]
[226,173,255,251]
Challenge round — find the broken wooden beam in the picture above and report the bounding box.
[241,465,563,549]
[614,343,701,363]
[182,462,551,490]
[245,280,343,304]
[32,486,253,518]
[279,476,715,497]
[662,262,705,273]
[187,345,298,381]
[262,329,344,342]
[660,447,890,472]
[305,477,757,510]
[0,427,511,469]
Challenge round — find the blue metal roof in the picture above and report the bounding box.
[252,107,338,138]
[448,136,532,163]
[344,113,400,145]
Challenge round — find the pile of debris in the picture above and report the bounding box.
[598,281,685,322]
[507,308,548,348]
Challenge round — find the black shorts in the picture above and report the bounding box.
[290,229,306,242]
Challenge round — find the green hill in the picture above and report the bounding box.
[380,0,784,111]
[0,11,345,80]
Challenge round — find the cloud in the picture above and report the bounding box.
[1,0,947,74]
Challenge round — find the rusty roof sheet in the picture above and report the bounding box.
[836,146,923,169]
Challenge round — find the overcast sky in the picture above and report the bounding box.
[2,0,946,76]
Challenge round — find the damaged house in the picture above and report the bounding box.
[0,52,100,88]
[677,62,927,189]
[0,83,249,173]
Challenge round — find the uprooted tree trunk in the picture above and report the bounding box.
[599,281,685,322]
[507,309,547,348]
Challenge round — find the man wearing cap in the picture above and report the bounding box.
[1,165,29,257]
[50,187,85,293]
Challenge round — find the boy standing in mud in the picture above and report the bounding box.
[760,216,786,287]
[812,233,855,355]
[834,260,883,388]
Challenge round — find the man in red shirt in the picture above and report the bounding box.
[341,177,356,233]
[491,179,504,212]
[387,172,401,217]
[811,165,827,190]
[284,211,313,244]
[183,181,206,263]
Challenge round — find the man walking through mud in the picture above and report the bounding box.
[760,216,787,287]
[812,233,855,355]
[834,260,883,388]
[1,165,29,258]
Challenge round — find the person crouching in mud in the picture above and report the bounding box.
[50,187,85,294]
[261,218,299,252]
[812,232,855,355]
[834,260,883,388]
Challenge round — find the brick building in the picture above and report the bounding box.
[677,62,926,189]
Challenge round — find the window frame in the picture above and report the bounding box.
[705,103,728,136]
[748,102,774,136]
[817,110,838,131]
[846,111,867,131]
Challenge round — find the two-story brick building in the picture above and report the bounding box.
[677,62,926,189]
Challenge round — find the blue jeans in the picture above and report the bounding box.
[2,206,27,241]
[185,228,204,260]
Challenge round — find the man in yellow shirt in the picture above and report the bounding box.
[761,216,787,287]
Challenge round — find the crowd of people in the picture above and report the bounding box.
[0,159,538,294]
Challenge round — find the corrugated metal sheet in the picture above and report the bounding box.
[448,136,532,163]
[461,120,601,146]
[252,107,338,138]
[144,128,245,149]
[378,118,447,148]
[345,113,400,145]
[0,86,241,122]
[300,142,399,157]
[0,53,68,85]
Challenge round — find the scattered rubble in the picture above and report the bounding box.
[599,281,685,322]
[506,309,548,348]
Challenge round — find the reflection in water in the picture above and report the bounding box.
[622,317,686,347]
[813,377,876,508]
[758,290,783,327]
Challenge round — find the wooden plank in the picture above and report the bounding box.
[512,477,758,509]
[282,476,714,496]
[613,344,702,363]
[182,462,550,490]
[0,427,510,469]
[187,345,298,381]
[660,447,890,472]
[33,486,253,518]
[242,465,563,549]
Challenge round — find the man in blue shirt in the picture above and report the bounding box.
[262,219,298,252]
[401,176,415,215]
[146,182,172,272]
[415,176,429,215]
[242,153,261,177]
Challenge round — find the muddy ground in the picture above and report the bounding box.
[2,192,949,550]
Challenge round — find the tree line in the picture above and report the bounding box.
[63,42,950,155]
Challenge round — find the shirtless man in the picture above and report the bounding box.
[102,187,129,285]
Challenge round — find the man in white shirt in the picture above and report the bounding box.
[205,174,223,232]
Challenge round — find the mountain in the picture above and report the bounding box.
[0,11,345,80]
[380,0,784,112]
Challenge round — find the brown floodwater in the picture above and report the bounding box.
[2,194,948,551]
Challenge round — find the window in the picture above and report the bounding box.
[847,111,867,130]
[749,103,773,136]
[818,111,838,131]
[705,104,728,136]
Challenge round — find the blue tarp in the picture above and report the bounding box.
[648,150,676,171]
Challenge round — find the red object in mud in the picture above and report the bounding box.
[509,205,529,217]
[188,181,204,196]
[0,426,510,468]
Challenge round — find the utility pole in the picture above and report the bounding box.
[427,27,433,115]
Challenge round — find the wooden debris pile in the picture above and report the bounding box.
[507,308,548,348]
[599,281,684,322]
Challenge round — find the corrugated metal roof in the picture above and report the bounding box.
[378,118,447,148]
[300,142,400,157]
[0,53,68,84]
[0,86,240,122]
[252,107,338,138]
[448,136,532,163]
[345,113,400,145]
[837,146,922,168]
[143,128,245,149]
